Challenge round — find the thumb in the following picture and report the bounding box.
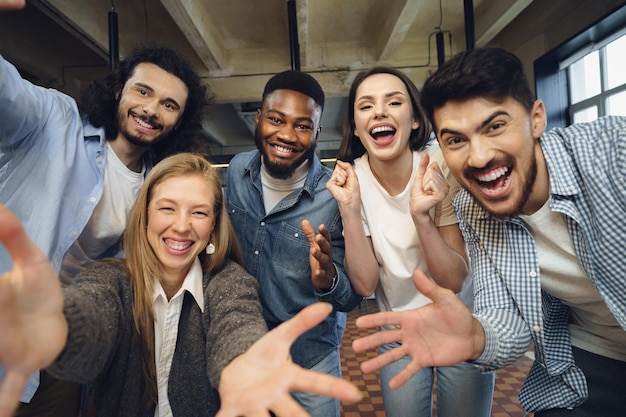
[272,303,332,344]
[411,269,446,304]
[0,205,44,266]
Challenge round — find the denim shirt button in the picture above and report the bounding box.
[294,233,299,238]
[260,221,265,226]
[254,250,259,255]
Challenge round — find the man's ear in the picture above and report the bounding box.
[255,108,261,127]
[314,125,322,142]
[114,84,123,100]
[531,100,547,139]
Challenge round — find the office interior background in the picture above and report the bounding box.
[1,0,625,167]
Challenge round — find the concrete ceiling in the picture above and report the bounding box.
[0,0,534,161]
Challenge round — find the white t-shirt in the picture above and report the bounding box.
[520,201,626,362]
[353,142,460,313]
[59,142,145,283]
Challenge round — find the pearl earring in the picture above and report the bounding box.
[206,243,215,255]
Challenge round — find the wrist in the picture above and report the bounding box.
[318,269,338,293]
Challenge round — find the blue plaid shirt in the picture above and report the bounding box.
[454,116,626,412]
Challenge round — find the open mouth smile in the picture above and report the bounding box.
[164,239,193,251]
[474,166,511,196]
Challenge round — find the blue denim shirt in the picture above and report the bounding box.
[225,150,362,368]
[456,116,626,412]
[0,55,149,401]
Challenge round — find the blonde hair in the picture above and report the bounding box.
[122,152,243,408]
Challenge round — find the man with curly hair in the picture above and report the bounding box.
[0,39,212,416]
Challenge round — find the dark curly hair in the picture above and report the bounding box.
[336,66,431,163]
[79,42,214,162]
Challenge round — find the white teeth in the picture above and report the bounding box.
[370,126,395,135]
[165,240,191,251]
[135,117,154,129]
[274,145,293,153]
[476,166,508,182]
[481,175,510,194]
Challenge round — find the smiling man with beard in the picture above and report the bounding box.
[351,47,626,417]
[0,38,211,417]
[225,70,362,417]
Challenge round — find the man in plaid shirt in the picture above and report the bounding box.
[353,47,626,417]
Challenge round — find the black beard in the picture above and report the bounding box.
[255,128,314,180]
[466,155,537,219]
[116,110,168,148]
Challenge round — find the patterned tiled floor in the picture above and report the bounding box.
[340,299,535,417]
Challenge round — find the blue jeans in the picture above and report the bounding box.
[291,349,341,417]
[379,342,495,417]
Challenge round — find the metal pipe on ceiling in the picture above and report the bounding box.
[464,0,475,50]
[287,0,301,71]
[108,8,119,70]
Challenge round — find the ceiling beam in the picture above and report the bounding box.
[476,0,534,46]
[160,0,225,71]
[376,0,426,62]
[204,66,434,103]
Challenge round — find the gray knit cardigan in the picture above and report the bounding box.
[48,258,268,417]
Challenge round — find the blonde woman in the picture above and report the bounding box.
[0,153,360,417]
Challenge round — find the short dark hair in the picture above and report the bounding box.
[420,47,535,131]
[262,70,325,110]
[79,42,214,162]
[336,66,431,162]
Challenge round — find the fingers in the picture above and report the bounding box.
[329,162,349,187]
[272,303,332,345]
[301,221,332,262]
[290,368,361,403]
[421,162,449,196]
[388,359,422,390]
[354,311,402,332]
[356,334,405,372]
[0,370,26,417]
[301,219,317,247]
[316,224,331,245]
[416,152,430,182]
[0,205,45,267]
[0,0,25,11]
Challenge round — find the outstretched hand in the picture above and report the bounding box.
[410,153,450,219]
[301,220,336,290]
[216,302,361,417]
[352,270,485,390]
[0,0,25,11]
[0,205,67,417]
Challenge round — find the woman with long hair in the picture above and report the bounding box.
[0,153,360,417]
[327,67,494,417]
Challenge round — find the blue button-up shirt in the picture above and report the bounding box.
[225,150,362,368]
[0,55,149,401]
[1,55,113,274]
[455,116,626,412]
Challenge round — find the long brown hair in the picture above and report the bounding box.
[336,66,431,163]
[122,152,243,408]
